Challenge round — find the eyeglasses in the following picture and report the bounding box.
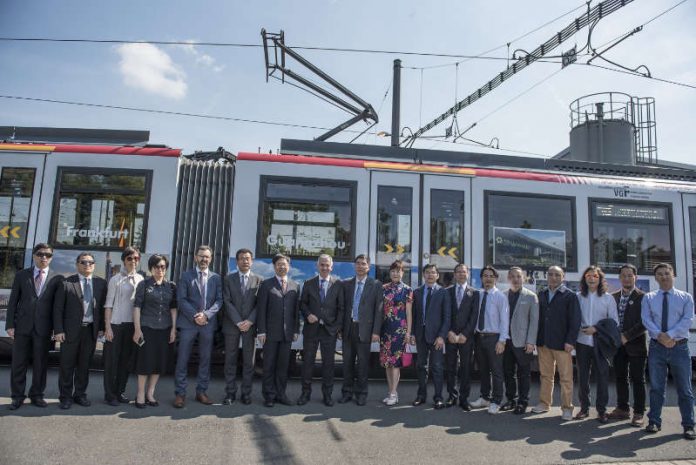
[126,256,141,262]
[79,260,95,266]
[153,264,167,270]
[35,252,53,258]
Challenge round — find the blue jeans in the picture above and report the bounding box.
[647,340,695,428]
[174,325,214,396]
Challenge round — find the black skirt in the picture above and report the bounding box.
[134,327,171,375]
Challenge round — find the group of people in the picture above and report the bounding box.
[5,243,695,440]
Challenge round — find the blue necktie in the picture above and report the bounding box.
[661,291,669,333]
[478,291,488,331]
[352,281,363,321]
[424,287,432,325]
[83,277,93,320]
[320,279,326,303]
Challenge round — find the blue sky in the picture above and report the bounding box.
[1,0,694,163]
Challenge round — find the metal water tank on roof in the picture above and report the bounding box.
[568,92,657,165]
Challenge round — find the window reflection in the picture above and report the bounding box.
[376,186,412,284]
[0,168,36,287]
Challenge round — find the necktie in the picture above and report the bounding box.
[478,291,488,331]
[199,271,207,309]
[281,279,287,294]
[456,285,464,308]
[83,277,93,320]
[352,281,363,321]
[34,269,44,295]
[320,279,326,303]
[424,287,433,324]
[661,291,669,333]
[241,274,247,293]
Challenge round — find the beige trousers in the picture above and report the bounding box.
[537,346,574,410]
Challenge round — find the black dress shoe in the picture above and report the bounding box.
[500,400,516,412]
[106,399,120,407]
[355,397,366,406]
[241,395,252,405]
[460,402,472,411]
[296,392,310,406]
[30,397,48,408]
[433,399,445,410]
[117,394,130,404]
[412,397,426,406]
[145,399,159,407]
[73,396,91,407]
[445,396,459,408]
[134,401,146,409]
[323,396,334,407]
[8,399,23,410]
[513,403,528,415]
[276,396,293,406]
[337,395,353,404]
[60,400,73,410]
[684,428,696,440]
[222,394,236,405]
[264,399,275,408]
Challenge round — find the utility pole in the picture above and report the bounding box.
[391,59,401,147]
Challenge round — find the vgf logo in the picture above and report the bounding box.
[614,187,630,197]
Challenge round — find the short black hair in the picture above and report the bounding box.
[235,248,253,260]
[32,243,52,254]
[480,265,499,279]
[652,262,674,276]
[272,253,291,265]
[454,263,469,273]
[423,263,439,274]
[148,254,169,270]
[121,246,140,262]
[389,260,404,272]
[618,263,637,276]
[354,254,370,264]
[75,252,94,263]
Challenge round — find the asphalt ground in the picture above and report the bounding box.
[1,366,695,465]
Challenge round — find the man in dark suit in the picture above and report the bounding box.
[445,263,479,410]
[338,254,383,406]
[257,253,300,407]
[607,263,647,427]
[532,265,581,421]
[174,245,223,408]
[412,264,451,409]
[54,252,107,409]
[222,248,262,405]
[297,254,343,407]
[6,243,64,410]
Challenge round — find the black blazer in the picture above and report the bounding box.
[300,275,343,337]
[341,277,383,343]
[447,284,479,340]
[537,286,581,351]
[53,274,107,342]
[611,288,647,357]
[412,284,451,344]
[5,267,64,337]
[256,277,300,342]
[222,271,262,334]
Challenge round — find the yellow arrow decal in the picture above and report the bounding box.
[10,226,20,239]
[384,243,393,253]
[448,247,457,259]
[396,244,405,254]
[437,246,446,256]
[0,226,9,238]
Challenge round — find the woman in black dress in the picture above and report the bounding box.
[132,254,177,408]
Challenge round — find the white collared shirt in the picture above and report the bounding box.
[105,270,144,324]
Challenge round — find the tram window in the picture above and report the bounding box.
[690,207,696,289]
[591,200,674,274]
[0,168,36,287]
[485,191,576,271]
[50,168,151,250]
[258,177,355,259]
[375,186,412,284]
[430,189,464,271]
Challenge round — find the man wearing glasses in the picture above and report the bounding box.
[103,247,144,406]
[54,252,107,409]
[6,243,64,410]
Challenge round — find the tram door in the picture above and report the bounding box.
[684,194,696,295]
[422,175,470,287]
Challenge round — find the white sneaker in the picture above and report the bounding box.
[385,393,399,406]
[488,403,500,414]
[470,397,490,409]
[531,403,550,414]
[561,408,574,421]
[382,395,391,404]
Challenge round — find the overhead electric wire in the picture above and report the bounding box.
[579,62,696,89]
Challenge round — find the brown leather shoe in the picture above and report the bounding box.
[607,407,630,420]
[631,414,645,427]
[173,395,185,408]
[196,392,213,405]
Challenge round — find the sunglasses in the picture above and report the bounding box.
[79,260,95,266]
[153,264,167,270]
[126,256,141,262]
[35,252,53,258]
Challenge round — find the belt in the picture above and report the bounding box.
[477,332,499,337]
[81,322,94,327]
[652,338,687,346]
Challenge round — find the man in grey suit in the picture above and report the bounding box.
[257,253,300,407]
[222,248,262,405]
[338,254,383,406]
[6,243,64,410]
[412,264,451,409]
[501,266,539,414]
[297,254,343,406]
[174,245,223,408]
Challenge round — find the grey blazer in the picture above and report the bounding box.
[222,271,262,334]
[506,287,539,348]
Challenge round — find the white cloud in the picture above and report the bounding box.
[116,43,187,99]
[179,40,225,72]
